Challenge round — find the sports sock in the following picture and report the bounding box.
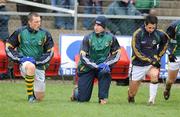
[149,83,158,101]
[25,75,35,98]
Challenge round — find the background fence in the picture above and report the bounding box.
[1,0,180,79]
[0,0,180,44]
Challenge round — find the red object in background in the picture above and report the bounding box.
[111,47,130,80]
[74,47,130,84]
[0,40,8,74]
[13,44,61,77]
[45,45,61,76]
[145,75,151,81]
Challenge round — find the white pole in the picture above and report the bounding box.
[74,0,78,33]
[7,0,75,15]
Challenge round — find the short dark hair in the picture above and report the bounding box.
[145,15,158,25]
[27,12,40,21]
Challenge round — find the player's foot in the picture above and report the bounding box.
[128,90,135,103]
[163,89,170,100]
[128,96,135,103]
[28,96,36,103]
[99,99,107,105]
[70,87,78,101]
[147,101,154,106]
[148,97,155,106]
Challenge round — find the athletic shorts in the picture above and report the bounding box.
[168,56,180,71]
[131,65,152,81]
[20,61,46,92]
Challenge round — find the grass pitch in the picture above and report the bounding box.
[0,79,180,117]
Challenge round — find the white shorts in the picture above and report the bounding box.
[20,61,46,92]
[168,56,180,71]
[131,65,152,81]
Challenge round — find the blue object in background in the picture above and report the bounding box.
[66,40,81,61]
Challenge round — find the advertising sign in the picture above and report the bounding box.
[59,35,178,79]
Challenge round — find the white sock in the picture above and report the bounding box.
[149,83,158,102]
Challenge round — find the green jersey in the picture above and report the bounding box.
[78,31,120,73]
[166,21,180,56]
[18,28,46,59]
[6,26,54,70]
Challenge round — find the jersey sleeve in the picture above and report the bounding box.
[36,31,54,65]
[166,21,178,55]
[131,29,152,63]
[5,29,22,62]
[157,30,169,57]
[79,35,98,69]
[105,34,121,66]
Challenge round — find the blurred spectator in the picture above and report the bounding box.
[149,8,157,16]
[83,0,103,30]
[0,0,9,42]
[16,0,46,26]
[135,8,158,31]
[105,0,141,35]
[51,0,74,29]
[134,0,159,14]
[78,0,84,6]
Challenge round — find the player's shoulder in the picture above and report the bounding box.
[105,31,114,36]
[39,28,50,33]
[84,32,92,39]
[171,20,180,26]
[156,29,166,34]
[11,26,27,35]
[156,29,169,38]
[39,28,52,37]
[132,27,143,37]
[15,26,26,32]
[105,31,118,40]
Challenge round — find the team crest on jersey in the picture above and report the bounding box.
[38,40,42,45]
[105,42,109,47]
[152,40,157,45]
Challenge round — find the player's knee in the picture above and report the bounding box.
[78,94,91,102]
[150,75,158,83]
[78,98,90,102]
[150,80,158,84]
[34,80,45,101]
[25,63,36,74]
[35,92,45,101]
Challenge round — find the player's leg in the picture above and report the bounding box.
[20,61,36,103]
[128,80,141,103]
[128,65,149,103]
[97,70,111,104]
[164,62,179,100]
[72,70,95,102]
[147,66,159,105]
[34,69,46,101]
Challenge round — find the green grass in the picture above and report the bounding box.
[0,80,180,117]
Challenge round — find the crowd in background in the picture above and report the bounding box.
[0,0,160,40]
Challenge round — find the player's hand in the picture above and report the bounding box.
[103,65,110,73]
[98,63,110,73]
[151,61,161,68]
[168,54,177,62]
[98,63,106,70]
[20,57,36,64]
